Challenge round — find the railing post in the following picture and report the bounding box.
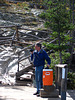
[61,67,68,100]
[17,52,20,72]
[16,26,19,41]
[58,67,62,95]
[55,67,58,89]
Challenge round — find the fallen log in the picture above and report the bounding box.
[0,25,21,28]
[0,39,12,42]
[16,64,34,78]
[13,40,33,45]
[19,37,38,41]
[0,37,12,40]
[0,31,8,35]
[18,31,42,40]
[19,55,30,62]
[19,27,51,34]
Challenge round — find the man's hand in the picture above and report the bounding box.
[30,49,34,54]
[47,64,50,68]
[31,51,33,54]
[45,64,50,69]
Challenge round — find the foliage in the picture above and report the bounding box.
[49,51,71,69]
[43,42,71,51]
[49,51,70,82]
[39,0,75,33]
[39,0,75,63]
[17,2,29,10]
[0,0,6,3]
[67,72,75,89]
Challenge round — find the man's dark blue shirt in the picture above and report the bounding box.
[31,49,51,67]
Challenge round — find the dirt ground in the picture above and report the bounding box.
[0,86,75,100]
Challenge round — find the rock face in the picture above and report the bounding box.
[0,3,44,29]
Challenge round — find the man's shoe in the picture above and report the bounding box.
[37,93,40,97]
[33,91,39,95]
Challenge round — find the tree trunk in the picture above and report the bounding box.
[59,51,62,64]
[58,31,62,64]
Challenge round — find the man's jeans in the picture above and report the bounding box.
[35,66,44,93]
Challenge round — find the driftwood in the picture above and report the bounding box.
[11,31,16,46]
[0,25,21,28]
[19,62,26,68]
[0,39,12,42]
[18,31,42,40]
[0,31,8,35]
[0,37,12,40]
[13,40,33,45]
[46,38,58,45]
[19,37,38,41]
[19,55,30,62]
[16,64,34,77]
[19,27,51,34]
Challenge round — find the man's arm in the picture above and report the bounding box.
[44,51,51,67]
[31,51,33,61]
[30,49,34,61]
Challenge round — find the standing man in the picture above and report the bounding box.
[30,43,51,96]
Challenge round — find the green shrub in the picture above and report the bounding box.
[17,2,29,10]
[67,72,75,89]
[49,51,70,69]
[48,51,70,83]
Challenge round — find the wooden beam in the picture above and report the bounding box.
[19,27,51,34]
[16,26,19,41]
[18,31,42,40]
[0,31,8,35]
[0,37,12,40]
[19,55,30,62]
[16,64,34,77]
[13,40,33,45]
[0,39,12,42]
[19,37,38,41]
[0,25,21,28]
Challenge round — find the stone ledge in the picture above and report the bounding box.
[40,88,59,98]
[43,85,55,92]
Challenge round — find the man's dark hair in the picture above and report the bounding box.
[30,49,34,52]
[36,43,41,48]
